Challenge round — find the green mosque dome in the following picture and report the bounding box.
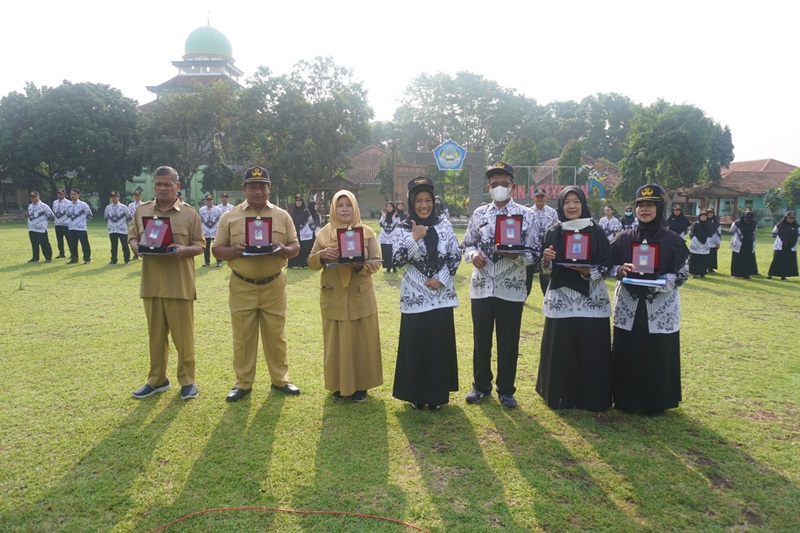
[184,25,233,60]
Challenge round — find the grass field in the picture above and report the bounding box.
[0,220,798,532]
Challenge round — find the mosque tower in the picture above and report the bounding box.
[140,23,242,110]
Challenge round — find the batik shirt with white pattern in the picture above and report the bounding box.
[199,205,222,238]
[104,202,132,234]
[27,202,55,233]
[217,202,234,215]
[66,200,93,231]
[462,199,540,303]
[52,198,71,227]
[128,200,142,217]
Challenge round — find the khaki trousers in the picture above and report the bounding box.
[229,272,291,389]
[143,297,196,387]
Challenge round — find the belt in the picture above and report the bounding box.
[233,271,281,285]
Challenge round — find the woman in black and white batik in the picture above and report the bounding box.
[537,186,613,411]
[391,177,461,411]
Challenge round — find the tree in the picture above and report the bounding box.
[577,92,633,163]
[764,188,784,218]
[393,72,538,162]
[236,57,373,199]
[557,139,583,185]
[0,81,141,200]
[201,136,238,193]
[138,80,238,202]
[616,100,734,201]
[782,169,800,209]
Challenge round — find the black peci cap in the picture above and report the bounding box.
[635,184,666,203]
[486,161,514,180]
[408,176,435,196]
[243,166,270,183]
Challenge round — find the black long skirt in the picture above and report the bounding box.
[292,238,313,268]
[707,246,718,270]
[393,307,458,406]
[380,243,394,269]
[536,316,612,411]
[768,249,798,278]
[731,249,759,278]
[612,297,681,412]
[689,253,709,276]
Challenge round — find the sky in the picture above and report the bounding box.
[2,1,797,166]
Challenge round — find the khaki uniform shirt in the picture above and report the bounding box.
[215,200,299,279]
[128,199,205,300]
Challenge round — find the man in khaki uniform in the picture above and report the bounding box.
[128,166,205,401]
[213,166,301,402]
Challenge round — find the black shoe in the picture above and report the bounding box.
[645,409,665,417]
[466,388,490,404]
[132,378,171,399]
[124,260,130,265]
[84,259,91,264]
[66,259,78,264]
[410,402,424,410]
[498,394,518,409]
[216,261,223,268]
[56,254,66,259]
[271,383,300,395]
[202,262,210,267]
[44,259,52,263]
[180,384,199,400]
[225,387,251,402]
[781,277,787,281]
[352,390,367,403]
[27,258,38,263]
[428,404,442,411]
[108,261,117,265]
[332,391,344,400]
[767,276,773,280]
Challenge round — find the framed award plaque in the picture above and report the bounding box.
[494,214,525,251]
[138,216,173,254]
[562,231,591,263]
[630,241,659,276]
[245,217,273,254]
[336,227,365,263]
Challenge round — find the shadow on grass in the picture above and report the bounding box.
[478,402,641,532]
[554,408,800,530]
[140,395,286,531]
[289,396,404,532]
[396,404,524,531]
[0,397,182,531]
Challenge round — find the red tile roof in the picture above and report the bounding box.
[718,159,797,195]
[345,145,386,185]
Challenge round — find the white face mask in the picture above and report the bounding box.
[491,185,511,203]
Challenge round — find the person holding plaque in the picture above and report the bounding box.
[212,166,302,402]
[610,184,689,416]
[128,166,205,400]
[688,210,713,278]
[391,177,461,410]
[462,162,540,409]
[729,210,759,279]
[767,211,799,280]
[537,186,613,411]
[308,190,383,403]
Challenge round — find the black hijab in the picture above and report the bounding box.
[394,202,407,222]
[383,201,395,221]
[308,201,320,226]
[667,207,691,234]
[776,213,799,249]
[737,211,757,250]
[407,189,440,265]
[620,206,636,229]
[291,197,310,229]
[706,210,720,233]
[690,214,713,245]
[544,186,612,297]
[612,185,689,289]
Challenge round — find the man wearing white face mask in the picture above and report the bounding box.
[462,162,541,409]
